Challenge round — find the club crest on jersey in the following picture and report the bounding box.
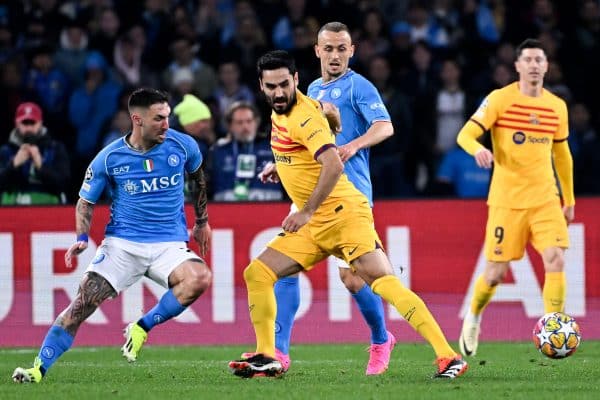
[142,159,154,172]
[331,88,342,99]
[168,154,180,167]
[529,113,540,125]
[513,131,526,144]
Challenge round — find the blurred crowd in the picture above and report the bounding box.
[1,0,599,205]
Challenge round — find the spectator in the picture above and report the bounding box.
[102,109,131,147]
[206,101,283,201]
[173,93,215,159]
[0,102,70,205]
[25,43,70,142]
[113,29,159,88]
[54,18,90,88]
[68,51,122,183]
[89,7,121,66]
[162,36,218,101]
[434,145,490,198]
[213,60,255,134]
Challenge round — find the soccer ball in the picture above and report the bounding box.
[533,312,581,359]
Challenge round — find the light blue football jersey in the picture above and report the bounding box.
[307,70,390,206]
[79,129,202,242]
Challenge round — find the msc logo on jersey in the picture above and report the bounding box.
[168,154,180,167]
[513,131,526,144]
[331,88,342,99]
[122,173,183,195]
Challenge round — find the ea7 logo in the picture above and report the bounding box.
[140,173,182,192]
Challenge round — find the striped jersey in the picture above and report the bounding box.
[270,90,367,222]
[470,82,568,208]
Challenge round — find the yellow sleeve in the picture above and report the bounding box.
[456,120,486,156]
[553,140,575,206]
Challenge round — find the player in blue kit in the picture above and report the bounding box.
[12,88,212,383]
[262,22,396,375]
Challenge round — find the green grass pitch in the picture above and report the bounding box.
[1,341,598,400]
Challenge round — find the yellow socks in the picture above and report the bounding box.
[243,259,278,357]
[371,275,455,358]
[543,271,566,313]
[470,275,497,316]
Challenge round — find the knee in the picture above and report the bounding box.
[484,262,509,286]
[243,259,277,286]
[187,262,212,297]
[544,249,565,272]
[339,268,365,293]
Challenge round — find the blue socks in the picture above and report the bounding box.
[137,289,186,332]
[274,276,300,355]
[353,284,388,344]
[274,278,388,353]
[37,325,74,375]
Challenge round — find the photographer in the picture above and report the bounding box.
[0,102,70,205]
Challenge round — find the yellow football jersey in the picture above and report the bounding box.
[470,82,568,208]
[270,91,367,221]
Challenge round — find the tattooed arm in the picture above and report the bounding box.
[64,198,94,268]
[189,167,212,255]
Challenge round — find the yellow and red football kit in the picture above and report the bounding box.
[267,90,381,267]
[457,82,574,261]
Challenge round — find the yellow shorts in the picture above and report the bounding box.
[484,199,569,261]
[267,199,382,270]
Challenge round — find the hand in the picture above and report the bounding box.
[474,148,494,168]
[563,205,575,224]
[258,162,280,183]
[28,145,42,169]
[337,143,358,163]
[64,240,89,269]
[281,209,311,232]
[320,101,342,134]
[193,222,212,256]
[12,144,31,167]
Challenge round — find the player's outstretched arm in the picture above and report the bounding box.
[189,167,212,255]
[553,140,575,223]
[65,198,93,268]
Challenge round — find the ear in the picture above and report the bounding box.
[314,44,320,58]
[293,72,299,86]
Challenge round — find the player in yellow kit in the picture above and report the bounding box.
[456,39,575,357]
[228,50,468,379]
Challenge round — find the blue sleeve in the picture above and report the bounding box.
[353,77,391,125]
[184,134,203,173]
[78,152,108,203]
[307,80,319,98]
[436,152,455,181]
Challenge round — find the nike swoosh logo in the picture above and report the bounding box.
[460,336,473,356]
[348,245,359,256]
[300,117,311,127]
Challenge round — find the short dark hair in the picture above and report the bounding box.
[318,21,350,36]
[128,88,169,111]
[225,101,260,125]
[515,39,546,58]
[256,50,297,78]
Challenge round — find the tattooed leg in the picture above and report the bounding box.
[23,272,116,378]
[56,271,116,336]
